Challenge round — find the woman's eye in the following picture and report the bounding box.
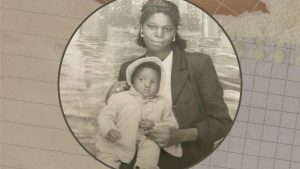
[164,27,172,32]
[147,25,156,30]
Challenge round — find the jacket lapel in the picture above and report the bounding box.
[171,48,189,103]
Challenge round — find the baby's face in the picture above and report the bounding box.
[132,67,160,98]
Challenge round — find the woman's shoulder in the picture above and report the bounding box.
[183,51,212,63]
[180,50,213,70]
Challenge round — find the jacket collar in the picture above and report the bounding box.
[171,48,189,103]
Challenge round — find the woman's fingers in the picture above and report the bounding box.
[152,136,169,147]
[150,126,171,134]
[112,81,129,93]
[153,136,166,143]
[148,128,167,138]
[121,81,130,90]
[149,133,162,141]
[148,127,179,147]
[106,81,129,102]
[148,130,167,141]
[139,119,154,129]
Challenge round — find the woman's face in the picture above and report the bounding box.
[141,13,176,53]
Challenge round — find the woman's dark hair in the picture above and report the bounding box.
[131,62,161,84]
[136,0,186,50]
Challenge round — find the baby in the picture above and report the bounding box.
[96,57,182,169]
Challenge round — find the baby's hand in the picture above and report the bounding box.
[139,119,154,130]
[106,129,121,142]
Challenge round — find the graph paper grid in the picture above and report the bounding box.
[192,38,300,169]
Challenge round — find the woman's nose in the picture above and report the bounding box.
[155,28,163,38]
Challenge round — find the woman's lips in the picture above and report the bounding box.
[152,40,164,42]
[143,89,151,93]
[151,41,164,46]
[152,41,164,44]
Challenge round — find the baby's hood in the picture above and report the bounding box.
[126,56,166,94]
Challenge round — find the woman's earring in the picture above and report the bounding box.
[140,30,144,38]
[173,36,175,42]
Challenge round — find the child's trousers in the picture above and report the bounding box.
[135,138,160,169]
[97,138,160,169]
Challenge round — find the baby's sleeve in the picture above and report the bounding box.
[157,100,183,157]
[98,95,119,137]
[155,100,178,129]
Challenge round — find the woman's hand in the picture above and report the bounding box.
[139,119,154,130]
[149,127,199,147]
[105,81,130,102]
[110,81,130,94]
[148,126,180,147]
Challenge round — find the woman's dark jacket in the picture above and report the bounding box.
[118,48,233,169]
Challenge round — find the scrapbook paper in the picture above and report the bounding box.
[1,0,300,169]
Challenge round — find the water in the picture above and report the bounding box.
[59,2,241,155]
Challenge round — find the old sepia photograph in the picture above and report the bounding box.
[58,0,242,168]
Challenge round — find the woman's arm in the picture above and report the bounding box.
[104,61,131,103]
[149,99,199,147]
[149,127,198,147]
[189,54,233,146]
[105,81,129,103]
[177,128,198,143]
[150,54,232,147]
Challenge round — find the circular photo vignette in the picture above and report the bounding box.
[58,0,242,168]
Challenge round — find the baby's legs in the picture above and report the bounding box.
[97,152,121,169]
[135,139,160,169]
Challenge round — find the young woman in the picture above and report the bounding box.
[106,0,233,168]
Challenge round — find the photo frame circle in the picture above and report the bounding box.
[58,0,242,168]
